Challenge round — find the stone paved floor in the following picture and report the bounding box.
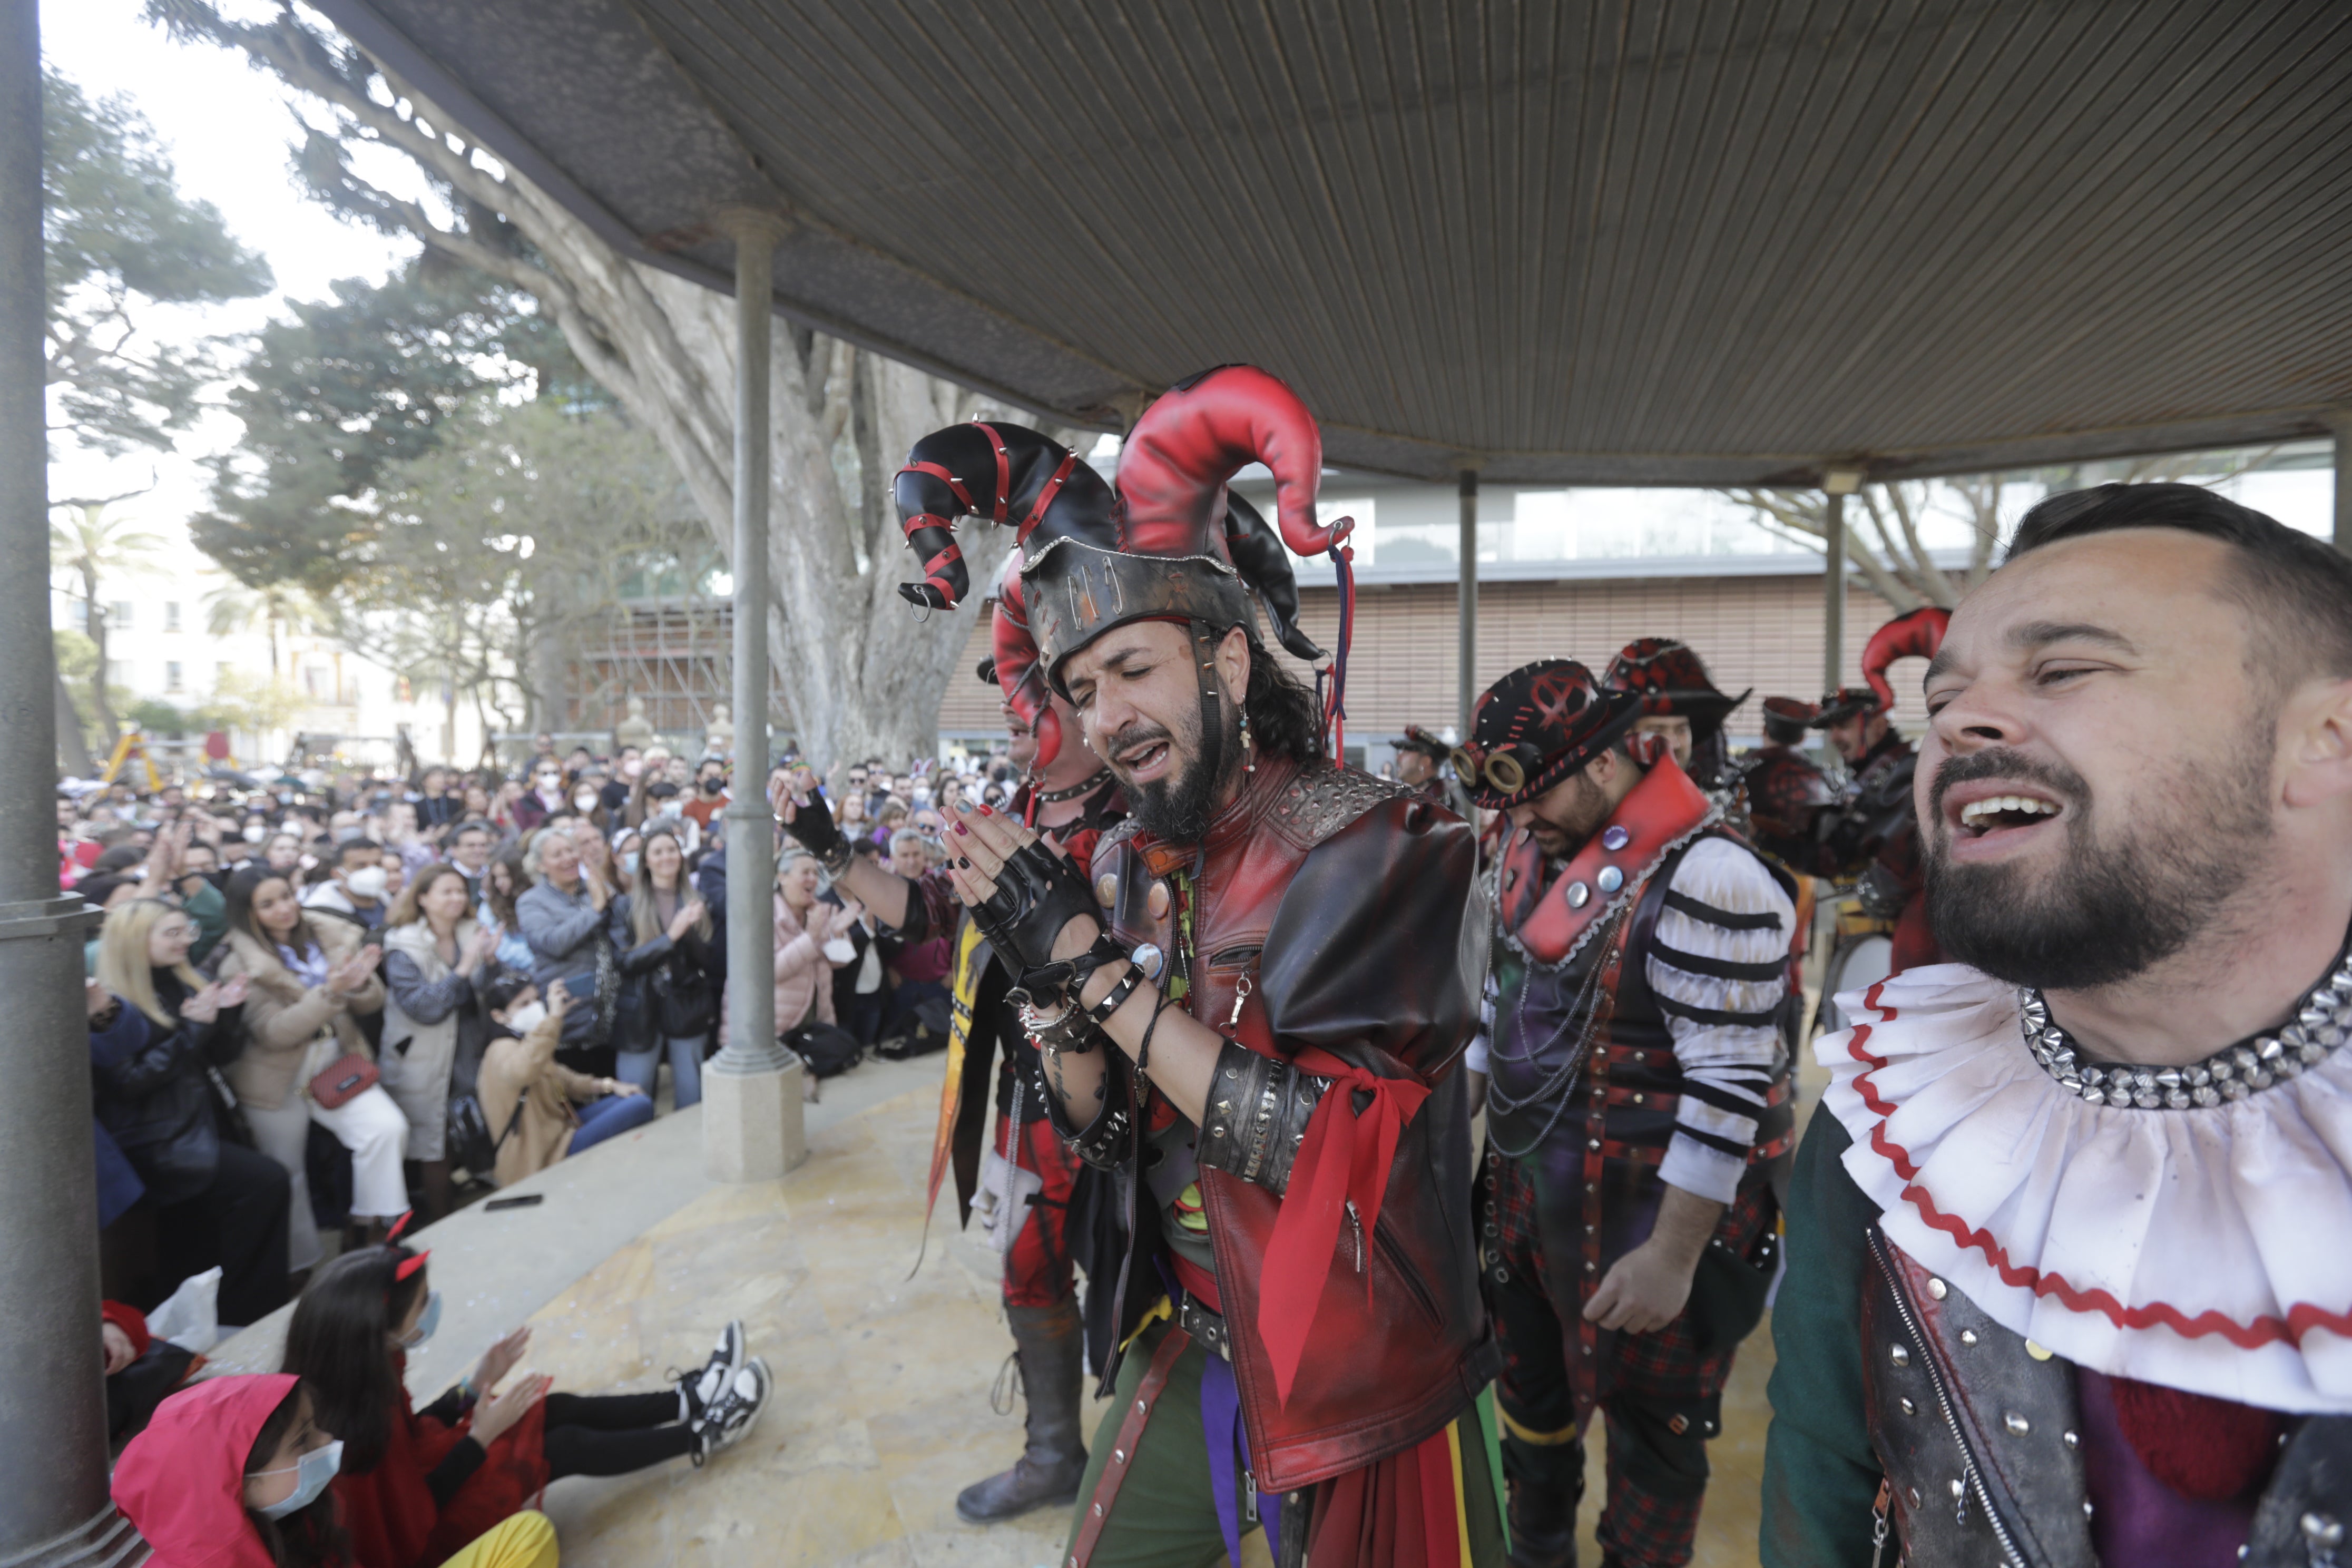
[507,1080,1781,1566]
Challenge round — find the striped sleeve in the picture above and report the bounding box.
[1648,837,1795,1206]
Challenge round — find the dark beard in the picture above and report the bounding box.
[1118,701,1241,848]
[1924,743,2272,991]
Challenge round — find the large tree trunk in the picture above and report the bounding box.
[180,7,1018,771]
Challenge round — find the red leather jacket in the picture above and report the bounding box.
[1067,754,1497,1490]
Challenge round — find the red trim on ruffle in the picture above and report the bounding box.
[1844,985,2352,1350]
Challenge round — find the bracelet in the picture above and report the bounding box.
[1080,961,1146,1031]
[1020,995,1102,1054]
[1135,994,1170,1076]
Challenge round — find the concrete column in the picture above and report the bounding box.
[703,210,804,1181]
[0,2,117,1562]
[1457,467,1479,736]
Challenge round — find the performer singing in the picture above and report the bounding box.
[1461,659,1796,1568]
[880,364,1501,1566]
[779,567,1124,1523]
[1762,484,2352,1566]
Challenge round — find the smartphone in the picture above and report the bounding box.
[483,1194,544,1211]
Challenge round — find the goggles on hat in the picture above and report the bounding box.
[1449,739,1549,798]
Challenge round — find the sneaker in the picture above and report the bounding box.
[691,1357,771,1466]
[674,1319,747,1425]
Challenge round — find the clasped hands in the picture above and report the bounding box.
[938,800,1111,1001]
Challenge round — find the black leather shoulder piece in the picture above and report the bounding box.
[1261,762,1415,854]
[2247,1414,2352,1567]
[1862,1229,2097,1568]
[1260,791,1484,1080]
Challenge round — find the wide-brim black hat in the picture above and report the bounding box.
[1602,638,1751,746]
[1460,660,1647,811]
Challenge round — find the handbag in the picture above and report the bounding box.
[308,1051,380,1110]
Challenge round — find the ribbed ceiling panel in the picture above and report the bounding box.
[319,0,2352,482]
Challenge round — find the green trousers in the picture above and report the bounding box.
[1067,1318,1507,1568]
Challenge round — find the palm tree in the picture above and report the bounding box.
[203,580,318,677]
[50,502,165,741]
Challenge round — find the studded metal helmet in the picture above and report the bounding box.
[1457,660,1645,811]
[1601,638,1751,746]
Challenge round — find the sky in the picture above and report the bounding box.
[43,0,417,527]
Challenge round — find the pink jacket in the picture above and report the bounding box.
[773,893,839,1033]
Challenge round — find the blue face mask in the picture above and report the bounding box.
[619,851,640,878]
[398,1290,442,1349]
[254,1439,344,1520]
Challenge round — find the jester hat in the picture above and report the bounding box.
[898,365,1341,769]
[1812,605,1951,726]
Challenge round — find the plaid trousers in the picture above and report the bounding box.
[1478,1145,1775,1568]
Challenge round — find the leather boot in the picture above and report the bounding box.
[1504,1429,1585,1568]
[956,1299,1089,1523]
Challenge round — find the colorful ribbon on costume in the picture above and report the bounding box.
[1255,1046,1430,1408]
[1322,540,1357,761]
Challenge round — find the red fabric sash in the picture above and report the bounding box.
[1256,1046,1432,1407]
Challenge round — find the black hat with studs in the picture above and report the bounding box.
[1458,660,1644,811]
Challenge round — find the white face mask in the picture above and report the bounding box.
[253,1439,344,1521]
[344,865,389,900]
[242,823,267,843]
[504,1001,548,1035]
[574,793,599,812]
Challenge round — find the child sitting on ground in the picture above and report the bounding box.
[280,1237,769,1568]
[113,1372,560,1568]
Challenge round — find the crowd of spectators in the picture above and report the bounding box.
[68,733,1013,1349]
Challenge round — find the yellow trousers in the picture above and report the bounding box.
[440,1511,558,1568]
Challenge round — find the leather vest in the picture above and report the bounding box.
[1862,1228,2352,1567]
[1092,754,1497,1491]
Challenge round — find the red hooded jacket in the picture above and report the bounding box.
[113,1373,301,1568]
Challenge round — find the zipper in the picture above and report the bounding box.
[1865,1227,2026,1568]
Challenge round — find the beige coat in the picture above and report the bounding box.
[476,1012,602,1187]
[214,922,387,1112]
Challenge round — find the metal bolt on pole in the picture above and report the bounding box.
[0,1,119,1561]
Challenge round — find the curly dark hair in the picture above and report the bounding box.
[1242,632,1324,765]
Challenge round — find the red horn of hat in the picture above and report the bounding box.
[1860,605,1951,711]
[988,552,1064,769]
[1115,364,1349,561]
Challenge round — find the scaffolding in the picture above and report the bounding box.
[560,595,788,742]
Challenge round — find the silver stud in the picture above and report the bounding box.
[1959,1329,1978,1346]
[1889,1344,1910,1366]
[2004,1412,2030,1436]
[2083,1501,2095,1520]
[2224,1079,2251,1101]
[2165,1090,2191,1109]
[1113,1448,1126,1464]
[2249,1069,2275,1090]
[1927,1277,1948,1300]
[2304,1513,2345,1549]
[1596,865,1624,894]
[2277,1056,2305,1080]
[1601,825,1631,850]
[2081,1086,2105,1106]
[1950,1478,1966,1498]
[2063,1430,2079,1449]
[2155,1068,2182,1089]
[2261,1037,2287,1061]
[2305,1041,2333,1063]
[1588,1138,1601,1150]
[2188,1064,2212,1086]
[1565,881,1591,909]
[2213,1058,2236,1080]
[2192,1085,2221,1107]
[2134,1090,2161,1109]
[1899,1397,1917,1415]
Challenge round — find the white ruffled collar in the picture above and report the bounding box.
[1818,964,2352,1413]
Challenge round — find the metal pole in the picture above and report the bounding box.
[1457,467,1478,736]
[1822,486,1848,695]
[0,0,115,1559]
[2333,415,2350,555]
[713,217,785,1077]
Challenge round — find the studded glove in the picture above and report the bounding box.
[780,788,852,875]
[968,837,1110,983]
